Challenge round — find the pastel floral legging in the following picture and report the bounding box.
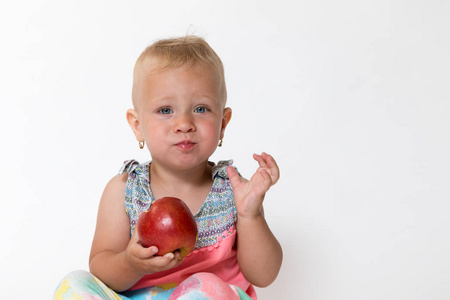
[54,270,252,300]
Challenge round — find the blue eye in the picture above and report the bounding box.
[195,106,208,113]
[159,107,173,114]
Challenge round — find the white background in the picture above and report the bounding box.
[1,0,450,299]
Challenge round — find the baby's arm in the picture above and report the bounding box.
[227,153,283,287]
[89,174,182,292]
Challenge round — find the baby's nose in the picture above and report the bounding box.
[174,113,195,133]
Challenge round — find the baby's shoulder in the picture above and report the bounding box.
[103,173,128,196]
[95,173,128,217]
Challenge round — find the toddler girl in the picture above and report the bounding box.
[55,36,282,300]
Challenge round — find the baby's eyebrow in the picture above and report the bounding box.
[148,96,174,103]
[195,94,221,102]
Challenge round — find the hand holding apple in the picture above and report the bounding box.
[136,197,198,258]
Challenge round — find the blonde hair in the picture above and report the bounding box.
[132,36,227,108]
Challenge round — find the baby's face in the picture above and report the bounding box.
[133,63,231,170]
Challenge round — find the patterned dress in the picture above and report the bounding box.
[120,160,237,248]
[54,160,256,300]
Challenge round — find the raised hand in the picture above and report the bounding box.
[226,153,279,219]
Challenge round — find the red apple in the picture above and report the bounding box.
[136,197,198,258]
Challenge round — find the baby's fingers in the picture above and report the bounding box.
[135,245,159,259]
[253,153,268,169]
[254,153,280,185]
[148,252,183,272]
[264,153,280,184]
[129,229,158,259]
[256,167,273,190]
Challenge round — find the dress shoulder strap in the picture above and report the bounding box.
[119,160,152,236]
[118,159,140,175]
[212,160,240,179]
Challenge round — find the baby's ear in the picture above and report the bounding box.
[126,109,144,141]
[220,107,232,139]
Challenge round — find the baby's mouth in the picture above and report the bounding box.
[175,140,196,150]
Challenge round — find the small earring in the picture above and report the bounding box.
[139,141,145,149]
[218,139,223,147]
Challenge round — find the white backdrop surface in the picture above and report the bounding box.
[1,1,450,299]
